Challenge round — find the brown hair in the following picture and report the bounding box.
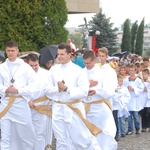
[129,64,137,70]
[120,65,126,70]
[6,40,18,48]
[143,57,149,62]
[142,68,150,74]
[135,62,141,68]
[143,61,149,68]
[58,43,71,54]
[26,53,39,63]
[83,50,96,60]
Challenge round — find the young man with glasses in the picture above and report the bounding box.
[83,50,117,150]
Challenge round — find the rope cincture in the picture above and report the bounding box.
[0,94,53,150]
[0,95,52,118]
[0,95,22,118]
[85,99,112,114]
[55,99,102,136]
[34,95,52,117]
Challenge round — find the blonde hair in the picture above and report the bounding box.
[117,75,124,80]
[98,47,108,56]
[129,64,137,71]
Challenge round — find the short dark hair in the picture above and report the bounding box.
[143,57,149,62]
[26,53,39,62]
[142,68,149,74]
[135,62,141,68]
[83,50,96,60]
[6,40,18,48]
[58,43,71,54]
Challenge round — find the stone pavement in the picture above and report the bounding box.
[51,131,150,150]
[0,131,150,149]
[1,130,150,150]
[118,131,150,150]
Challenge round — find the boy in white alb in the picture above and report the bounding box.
[141,69,150,132]
[112,75,131,141]
[98,47,118,106]
[124,64,144,135]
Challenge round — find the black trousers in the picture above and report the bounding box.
[113,110,119,135]
[141,107,150,128]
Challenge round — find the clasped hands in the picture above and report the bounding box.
[6,85,18,94]
[88,80,98,96]
[144,86,147,92]
[127,86,134,91]
[6,85,35,109]
[57,80,67,92]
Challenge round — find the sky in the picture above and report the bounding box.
[65,0,150,28]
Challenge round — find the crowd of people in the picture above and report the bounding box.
[110,55,150,141]
[1,40,150,150]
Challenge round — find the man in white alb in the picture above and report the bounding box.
[26,53,53,150]
[0,40,39,150]
[83,50,117,150]
[45,43,101,150]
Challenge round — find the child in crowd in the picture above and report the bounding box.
[112,75,131,141]
[141,69,150,132]
[138,62,145,79]
[124,64,144,135]
[135,62,142,78]
[119,66,128,79]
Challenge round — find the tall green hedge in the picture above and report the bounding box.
[0,0,68,51]
[121,19,131,52]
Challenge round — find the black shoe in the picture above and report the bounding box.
[115,135,121,141]
[126,130,133,135]
[121,134,126,137]
[136,129,140,135]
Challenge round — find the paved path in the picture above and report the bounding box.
[51,131,150,150]
[118,131,150,150]
[0,131,150,149]
[1,129,150,150]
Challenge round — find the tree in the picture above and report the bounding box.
[135,18,145,56]
[121,19,131,52]
[131,21,138,53]
[0,0,68,51]
[89,8,118,54]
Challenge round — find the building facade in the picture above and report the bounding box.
[116,28,150,51]
[143,28,150,50]
[66,0,99,14]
